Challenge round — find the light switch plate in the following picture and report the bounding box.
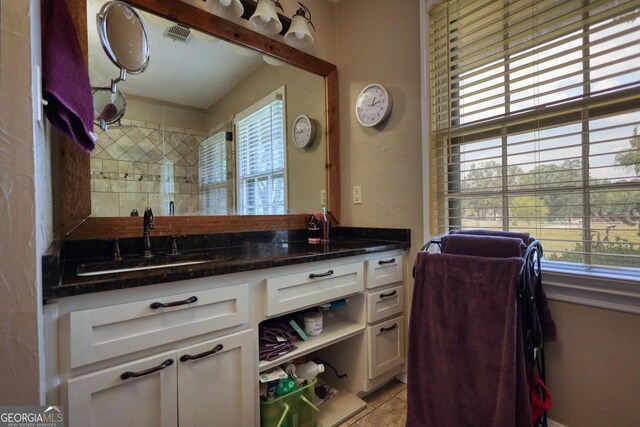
[320,189,327,206]
[353,186,362,204]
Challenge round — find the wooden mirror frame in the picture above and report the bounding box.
[62,0,339,240]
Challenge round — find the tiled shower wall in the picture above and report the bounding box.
[90,119,205,216]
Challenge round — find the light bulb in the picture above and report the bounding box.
[295,31,305,39]
[261,15,272,24]
[219,0,232,6]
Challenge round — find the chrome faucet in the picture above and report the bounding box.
[143,207,155,258]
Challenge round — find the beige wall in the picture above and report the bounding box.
[334,1,640,426]
[0,0,50,404]
[335,0,424,260]
[207,63,326,214]
[125,94,209,133]
[545,301,640,426]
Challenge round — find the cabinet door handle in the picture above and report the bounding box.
[379,323,398,333]
[378,258,396,265]
[309,270,334,279]
[150,296,198,309]
[180,344,224,362]
[120,358,173,380]
[379,290,397,299]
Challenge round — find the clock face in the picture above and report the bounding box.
[293,115,316,148]
[355,84,392,127]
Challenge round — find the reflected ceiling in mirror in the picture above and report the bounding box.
[87,0,326,218]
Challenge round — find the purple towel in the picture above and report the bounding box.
[450,229,531,245]
[407,252,531,427]
[441,234,526,258]
[42,0,96,152]
[447,229,557,342]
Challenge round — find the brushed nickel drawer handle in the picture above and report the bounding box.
[180,344,224,362]
[150,296,197,309]
[380,323,398,333]
[378,258,396,265]
[121,358,173,380]
[309,270,334,279]
[379,290,397,299]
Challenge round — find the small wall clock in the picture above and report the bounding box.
[292,115,317,148]
[355,83,393,127]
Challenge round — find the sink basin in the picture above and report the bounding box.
[76,253,228,277]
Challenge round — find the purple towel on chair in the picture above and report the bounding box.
[450,229,531,245]
[42,0,96,152]
[407,252,531,427]
[441,234,526,258]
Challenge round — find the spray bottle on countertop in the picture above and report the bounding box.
[321,206,330,242]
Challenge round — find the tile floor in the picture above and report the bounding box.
[338,379,407,427]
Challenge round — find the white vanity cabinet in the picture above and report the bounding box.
[51,280,255,427]
[67,330,254,427]
[364,252,405,379]
[45,249,408,427]
[313,250,406,396]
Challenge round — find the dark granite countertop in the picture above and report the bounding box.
[43,227,410,301]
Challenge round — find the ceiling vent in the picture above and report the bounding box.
[164,24,192,43]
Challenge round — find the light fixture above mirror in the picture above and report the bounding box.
[284,3,315,48]
[217,0,244,19]
[249,0,284,35]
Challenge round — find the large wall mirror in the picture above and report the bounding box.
[62,0,339,239]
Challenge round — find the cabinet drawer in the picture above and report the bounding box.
[367,315,404,379]
[367,285,404,324]
[365,253,404,289]
[69,284,249,368]
[265,261,363,316]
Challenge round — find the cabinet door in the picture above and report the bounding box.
[177,330,255,427]
[67,351,177,427]
[367,316,405,379]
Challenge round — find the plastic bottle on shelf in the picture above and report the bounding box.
[295,361,325,381]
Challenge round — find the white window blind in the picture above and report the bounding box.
[199,131,228,215]
[429,0,640,269]
[235,90,286,215]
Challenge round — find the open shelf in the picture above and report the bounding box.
[259,319,365,372]
[316,379,367,427]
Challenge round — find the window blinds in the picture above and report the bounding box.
[235,94,286,215]
[429,0,640,268]
[199,131,228,215]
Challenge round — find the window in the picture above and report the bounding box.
[429,0,640,270]
[199,131,228,215]
[235,88,287,215]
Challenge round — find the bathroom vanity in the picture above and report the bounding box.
[42,228,410,426]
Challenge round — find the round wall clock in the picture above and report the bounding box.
[355,83,393,127]
[292,115,317,148]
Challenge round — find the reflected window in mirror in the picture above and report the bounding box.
[199,130,229,215]
[235,88,286,215]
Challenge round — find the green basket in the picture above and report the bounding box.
[260,379,319,427]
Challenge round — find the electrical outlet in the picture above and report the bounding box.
[353,186,362,204]
[320,189,327,206]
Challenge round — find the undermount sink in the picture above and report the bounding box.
[76,253,228,277]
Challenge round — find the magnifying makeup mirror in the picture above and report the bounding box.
[97,0,150,92]
[93,86,127,130]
